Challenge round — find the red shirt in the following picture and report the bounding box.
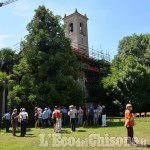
[125,110,134,127]
[54,110,61,119]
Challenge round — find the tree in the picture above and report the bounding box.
[10,5,85,108]
[0,48,19,126]
[0,72,9,126]
[102,34,150,112]
[0,48,19,74]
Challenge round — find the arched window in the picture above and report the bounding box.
[80,22,83,33]
[69,23,73,33]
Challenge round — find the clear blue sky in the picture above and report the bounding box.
[0,0,150,59]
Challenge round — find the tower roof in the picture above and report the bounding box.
[63,9,88,20]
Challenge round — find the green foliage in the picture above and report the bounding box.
[0,48,19,74]
[103,34,150,111]
[10,5,85,108]
[0,71,9,88]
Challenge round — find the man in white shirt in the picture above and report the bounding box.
[20,108,28,137]
[68,105,77,132]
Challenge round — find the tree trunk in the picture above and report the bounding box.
[0,88,3,127]
[2,88,5,115]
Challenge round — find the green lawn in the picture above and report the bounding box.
[0,119,150,150]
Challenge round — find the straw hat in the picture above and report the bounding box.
[69,105,74,108]
[13,109,17,112]
[126,104,132,109]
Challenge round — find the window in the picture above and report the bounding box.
[80,22,83,33]
[69,23,73,33]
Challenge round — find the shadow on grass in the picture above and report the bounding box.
[77,129,86,132]
[107,121,124,127]
[61,129,71,134]
[137,144,150,148]
[146,145,150,148]
[15,134,36,138]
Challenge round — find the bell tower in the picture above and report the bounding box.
[63,9,89,55]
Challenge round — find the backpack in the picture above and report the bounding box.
[55,110,61,119]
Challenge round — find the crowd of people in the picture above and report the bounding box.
[2,108,28,137]
[33,104,107,133]
[2,104,106,135]
[2,103,137,146]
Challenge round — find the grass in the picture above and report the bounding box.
[0,118,150,150]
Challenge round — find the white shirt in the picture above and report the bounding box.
[21,112,28,120]
[78,109,83,116]
[69,109,76,118]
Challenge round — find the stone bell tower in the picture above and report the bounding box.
[63,9,89,55]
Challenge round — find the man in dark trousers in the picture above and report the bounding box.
[3,110,11,132]
[20,108,28,137]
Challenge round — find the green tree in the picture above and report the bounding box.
[11,5,85,108]
[0,48,19,126]
[102,34,150,111]
[0,48,19,74]
[0,72,9,126]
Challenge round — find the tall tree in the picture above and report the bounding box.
[0,48,19,125]
[102,34,150,111]
[10,5,85,108]
[0,72,9,126]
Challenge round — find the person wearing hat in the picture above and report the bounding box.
[125,104,136,145]
[11,109,18,136]
[68,105,77,132]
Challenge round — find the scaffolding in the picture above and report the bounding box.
[71,41,111,62]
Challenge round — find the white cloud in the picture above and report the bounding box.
[0,34,12,49]
[12,0,32,17]
[13,0,31,11]
[12,11,32,17]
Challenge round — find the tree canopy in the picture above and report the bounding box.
[102,34,150,111]
[10,5,85,108]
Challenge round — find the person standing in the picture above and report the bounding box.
[20,108,28,137]
[125,104,136,145]
[53,106,62,133]
[68,105,76,132]
[97,105,102,125]
[38,110,43,128]
[82,107,88,127]
[3,110,11,132]
[42,108,49,127]
[93,107,99,125]
[18,108,23,131]
[101,105,107,127]
[78,107,83,125]
[34,109,39,128]
[47,107,52,126]
[11,109,18,136]
[88,105,94,126]
[52,107,56,132]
